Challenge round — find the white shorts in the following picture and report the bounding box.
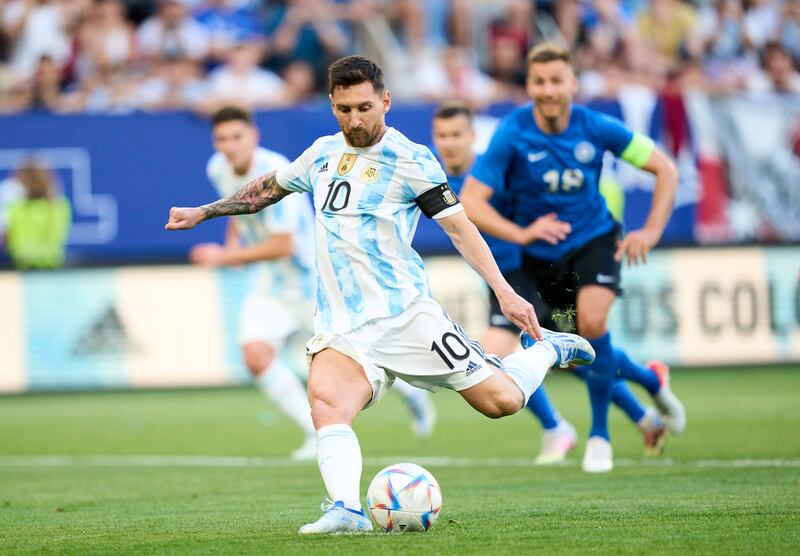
[239,293,314,347]
[306,297,499,407]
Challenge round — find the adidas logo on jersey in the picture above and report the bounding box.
[317,162,329,174]
[465,361,483,376]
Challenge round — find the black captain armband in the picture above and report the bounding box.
[415,183,461,218]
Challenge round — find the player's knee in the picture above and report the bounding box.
[310,397,356,428]
[481,391,523,419]
[243,344,274,376]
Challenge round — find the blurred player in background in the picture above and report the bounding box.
[433,102,668,464]
[167,56,597,534]
[190,107,436,460]
[462,43,686,473]
[189,106,318,460]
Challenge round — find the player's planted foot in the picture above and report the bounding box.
[520,328,596,368]
[647,361,686,434]
[290,434,317,461]
[298,499,373,534]
[534,420,578,465]
[582,436,613,473]
[637,406,669,456]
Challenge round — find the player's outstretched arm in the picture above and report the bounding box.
[437,210,543,340]
[165,171,292,230]
[614,148,678,266]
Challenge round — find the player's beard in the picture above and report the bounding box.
[344,124,382,148]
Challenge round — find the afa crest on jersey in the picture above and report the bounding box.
[338,153,357,176]
[360,164,379,182]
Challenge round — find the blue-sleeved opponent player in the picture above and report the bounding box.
[433,101,673,465]
[462,43,686,473]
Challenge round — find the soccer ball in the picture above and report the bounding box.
[366,462,442,532]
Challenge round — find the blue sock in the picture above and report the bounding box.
[585,333,614,441]
[572,366,646,424]
[525,385,559,430]
[611,380,646,423]
[614,348,660,395]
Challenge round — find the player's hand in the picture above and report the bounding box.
[519,213,571,245]
[165,207,204,230]
[497,288,543,340]
[614,227,660,266]
[189,243,228,267]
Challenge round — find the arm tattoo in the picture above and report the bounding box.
[200,171,291,220]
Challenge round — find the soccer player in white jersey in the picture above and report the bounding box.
[166,56,596,534]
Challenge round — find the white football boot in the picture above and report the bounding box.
[582,436,614,473]
[298,499,373,535]
[647,361,686,434]
[290,434,317,461]
[520,328,596,368]
[534,419,578,465]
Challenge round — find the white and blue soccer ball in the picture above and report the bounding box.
[367,462,442,532]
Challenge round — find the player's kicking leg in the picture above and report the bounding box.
[482,325,577,464]
[461,328,595,419]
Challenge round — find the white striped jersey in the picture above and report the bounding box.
[207,147,315,300]
[275,127,463,334]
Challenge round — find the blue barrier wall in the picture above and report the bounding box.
[0,100,699,264]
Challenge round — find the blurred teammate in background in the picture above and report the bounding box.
[189,105,318,459]
[433,102,668,464]
[462,43,686,473]
[191,106,436,459]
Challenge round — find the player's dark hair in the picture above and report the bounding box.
[211,105,253,127]
[527,42,572,66]
[328,56,385,95]
[434,101,473,123]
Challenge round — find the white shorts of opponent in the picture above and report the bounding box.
[239,292,315,347]
[306,296,499,407]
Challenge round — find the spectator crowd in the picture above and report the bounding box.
[0,0,798,114]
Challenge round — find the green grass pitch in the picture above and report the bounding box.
[1,367,799,555]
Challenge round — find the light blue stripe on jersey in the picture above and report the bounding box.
[398,180,429,297]
[357,147,406,315]
[315,275,332,330]
[322,213,364,326]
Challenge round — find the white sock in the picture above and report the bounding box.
[500,342,558,404]
[258,361,315,436]
[317,424,362,510]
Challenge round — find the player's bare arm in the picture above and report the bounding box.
[461,176,571,245]
[191,233,294,266]
[436,210,543,340]
[614,148,678,266]
[165,171,292,230]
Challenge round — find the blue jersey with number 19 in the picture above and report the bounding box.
[472,103,650,261]
[275,127,461,334]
